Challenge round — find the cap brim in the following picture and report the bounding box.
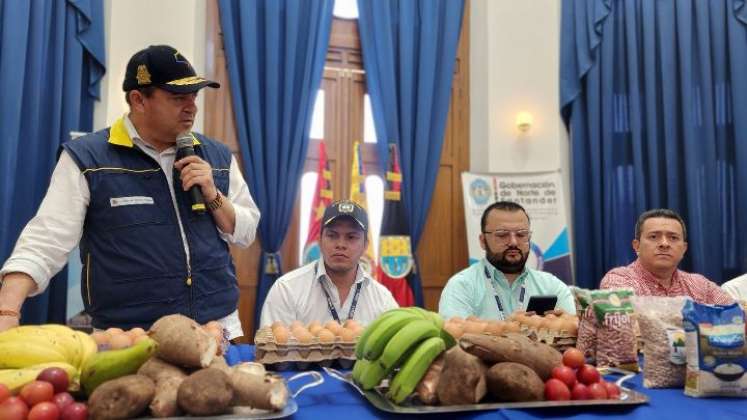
[160,77,220,93]
[323,215,367,232]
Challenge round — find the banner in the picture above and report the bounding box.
[302,141,333,264]
[461,171,573,284]
[349,141,375,274]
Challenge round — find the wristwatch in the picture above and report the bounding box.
[207,190,225,211]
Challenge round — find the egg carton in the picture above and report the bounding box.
[254,327,358,370]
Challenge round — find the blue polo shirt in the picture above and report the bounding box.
[438,259,576,320]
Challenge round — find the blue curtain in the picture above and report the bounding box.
[357,0,464,307]
[0,0,105,324]
[560,0,747,288]
[218,0,333,331]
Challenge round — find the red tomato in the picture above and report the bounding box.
[20,381,55,406]
[544,378,571,401]
[0,383,10,404]
[551,365,577,388]
[602,381,621,399]
[576,364,601,385]
[52,392,74,411]
[28,401,60,420]
[588,382,608,400]
[61,402,88,420]
[571,382,591,400]
[0,397,30,420]
[562,347,585,369]
[37,368,70,394]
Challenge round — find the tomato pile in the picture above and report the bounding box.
[544,348,621,401]
[0,368,88,420]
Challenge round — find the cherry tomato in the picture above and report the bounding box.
[0,397,30,420]
[28,401,60,420]
[576,364,601,385]
[544,378,571,401]
[571,382,591,400]
[61,402,89,420]
[0,383,10,404]
[588,382,608,399]
[551,365,577,388]
[562,347,585,369]
[602,381,621,399]
[20,381,55,406]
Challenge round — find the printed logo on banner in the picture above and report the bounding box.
[469,178,491,205]
[527,243,545,270]
[302,241,320,265]
[379,235,414,279]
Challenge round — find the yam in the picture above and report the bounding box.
[137,357,187,418]
[149,314,217,368]
[177,368,234,416]
[485,362,544,402]
[459,332,561,380]
[208,355,234,375]
[230,370,288,411]
[415,354,444,405]
[436,346,488,405]
[87,374,155,420]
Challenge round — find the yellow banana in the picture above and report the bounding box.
[0,341,68,368]
[0,325,81,366]
[0,362,79,393]
[74,330,98,369]
[39,325,84,366]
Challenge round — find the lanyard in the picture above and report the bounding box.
[316,262,364,323]
[484,264,526,320]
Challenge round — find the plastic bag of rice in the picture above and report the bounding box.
[681,300,747,397]
[631,296,688,388]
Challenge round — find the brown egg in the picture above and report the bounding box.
[324,320,343,335]
[563,319,579,335]
[294,329,314,344]
[91,331,110,346]
[351,325,364,337]
[271,320,286,330]
[290,320,305,330]
[444,322,464,339]
[317,328,336,343]
[525,315,543,329]
[308,324,324,336]
[273,327,289,344]
[109,333,132,349]
[466,315,480,322]
[485,321,504,336]
[105,327,124,336]
[307,320,322,330]
[504,321,522,333]
[291,325,309,337]
[127,327,146,338]
[343,319,360,330]
[449,316,465,324]
[339,327,356,342]
[463,321,486,335]
[133,335,150,344]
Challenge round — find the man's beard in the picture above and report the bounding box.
[486,243,528,274]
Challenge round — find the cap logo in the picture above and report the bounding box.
[338,202,354,213]
[136,65,151,85]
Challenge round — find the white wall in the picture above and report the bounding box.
[93,0,207,131]
[470,0,574,278]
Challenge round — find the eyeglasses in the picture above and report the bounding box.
[483,229,532,244]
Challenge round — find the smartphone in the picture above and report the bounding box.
[526,295,558,315]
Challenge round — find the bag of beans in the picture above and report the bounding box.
[590,289,639,372]
[681,300,747,397]
[631,296,688,388]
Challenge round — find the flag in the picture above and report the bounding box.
[302,141,333,264]
[377,144,416,306]
[349,141,376,274]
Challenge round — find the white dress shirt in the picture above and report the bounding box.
[722,274,747,302]
[0,115,260,338]
[259,258,399,328]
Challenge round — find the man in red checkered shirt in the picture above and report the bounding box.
[600,209,733,305]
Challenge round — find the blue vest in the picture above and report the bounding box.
[62,118,239,330]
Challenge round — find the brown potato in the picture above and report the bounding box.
[486,362,544,402]
[87,375,155,420]
[177,368,234,416]
[436,346,488,405]
[459,332,561,380]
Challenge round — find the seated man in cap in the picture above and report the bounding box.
[0,45,260,338]
[600,209,733,305]
[260,200,398,327]
[439,201,576,320]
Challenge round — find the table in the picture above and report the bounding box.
[224,346,745,419]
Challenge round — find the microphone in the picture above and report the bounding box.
[176,133,207,213]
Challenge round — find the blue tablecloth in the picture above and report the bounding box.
[224,345,745,420]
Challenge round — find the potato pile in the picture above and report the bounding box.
[270,319,364,344]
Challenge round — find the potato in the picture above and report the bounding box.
[137,358,187,418]
[486,362,544,402]
[459,332,562,380]
[230,370,288,411]
[137,357,187,383]
[436,346,488,405]
[87,375,155,420]
[149,314,217,368]
[177,368,234,416]
[415,354,444,405]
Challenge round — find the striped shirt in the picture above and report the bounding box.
[600,259,733,305]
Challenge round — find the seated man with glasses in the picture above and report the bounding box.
[439,201,575,320]
[600,209,733,304]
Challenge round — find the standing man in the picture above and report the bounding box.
[600,209,733,305]
[0,45,260,338]
[439,201,575,320]
[260,200,398,327]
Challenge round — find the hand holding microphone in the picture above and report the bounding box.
[175,133,216,213]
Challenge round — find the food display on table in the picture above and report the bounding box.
[254,318,365,369]
[0,314,296,419]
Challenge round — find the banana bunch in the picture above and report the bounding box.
[352,307,454,404]
[0,324,98,392]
